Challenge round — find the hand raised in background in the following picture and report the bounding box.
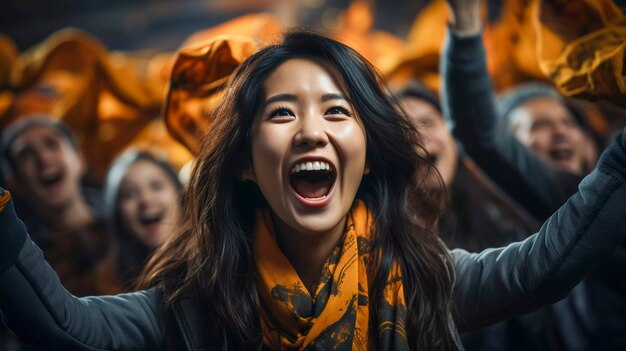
[444,0,482,34]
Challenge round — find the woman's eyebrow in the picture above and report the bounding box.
[321,93,348,102]
[264,93,349,106]
[265,94,298,106]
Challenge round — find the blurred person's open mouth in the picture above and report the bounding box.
[549,144,575,169]
[39,170,65,191]
[140,210,165,236]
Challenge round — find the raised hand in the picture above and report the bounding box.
[445,0,482,35]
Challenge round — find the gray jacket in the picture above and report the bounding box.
[0,133,625,350]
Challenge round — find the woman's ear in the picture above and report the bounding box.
[363,164,370,175]
[240,166,257,183]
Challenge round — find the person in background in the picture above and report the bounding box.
[97,149,183,294]
[0,116,108,351]
[0,115,107,295]
[398,83,555,350]
[441,0,625,348]
[440,2,597,222]
[396,83,537,251]
[497,82,599,177]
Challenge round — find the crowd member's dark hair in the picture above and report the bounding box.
[139,29,455,349]
[396,80,442,113]
[104,149,183,288]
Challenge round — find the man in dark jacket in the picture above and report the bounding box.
[1,116,108,296]
[0,116,109,351]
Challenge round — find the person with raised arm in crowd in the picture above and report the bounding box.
[441,0,626,348]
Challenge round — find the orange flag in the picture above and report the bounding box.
[535,0,626,107]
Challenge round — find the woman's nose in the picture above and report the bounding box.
[138,191,155,207]
[294,116,329,148]
[35,148,56,169]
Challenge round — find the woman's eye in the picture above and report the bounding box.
[418,120,432,128]
[268,107,295,119]
[119,189,137,201]
[326,106,352,117]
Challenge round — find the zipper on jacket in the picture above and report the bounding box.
[173,304,194,351]
[441,250,463,350]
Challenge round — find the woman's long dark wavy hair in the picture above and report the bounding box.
[139,29,455,349]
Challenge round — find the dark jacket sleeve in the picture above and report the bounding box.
[452,133,626,331]
[440,29,582,220]
[0,193,165,351]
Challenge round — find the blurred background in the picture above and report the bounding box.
[0,0,429,52]
[0,0,442,181]
[1,0,624,182]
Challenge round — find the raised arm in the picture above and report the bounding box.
[452,132,626,331]
[0,190,164,351]
[440,0,581,220]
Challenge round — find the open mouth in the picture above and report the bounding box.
[39,171,64,189]
[140,212,164,227]
[549,146,573,163]
[289,160,336,201]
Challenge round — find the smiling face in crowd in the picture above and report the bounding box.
[117,159,182,247]
[400,96,458,188]
[509,97,587,175]
[244,58,367,241]
[10,126,85,210]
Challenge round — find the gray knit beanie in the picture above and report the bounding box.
[496,82,563,122]
[496,82,590,131]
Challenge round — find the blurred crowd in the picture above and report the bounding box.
[1,0,625,350]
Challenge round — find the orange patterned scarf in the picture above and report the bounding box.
[254,200,409,350]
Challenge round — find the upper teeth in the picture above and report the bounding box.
[291,161,331,174]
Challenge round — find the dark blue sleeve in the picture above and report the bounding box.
[0,189,27,274]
